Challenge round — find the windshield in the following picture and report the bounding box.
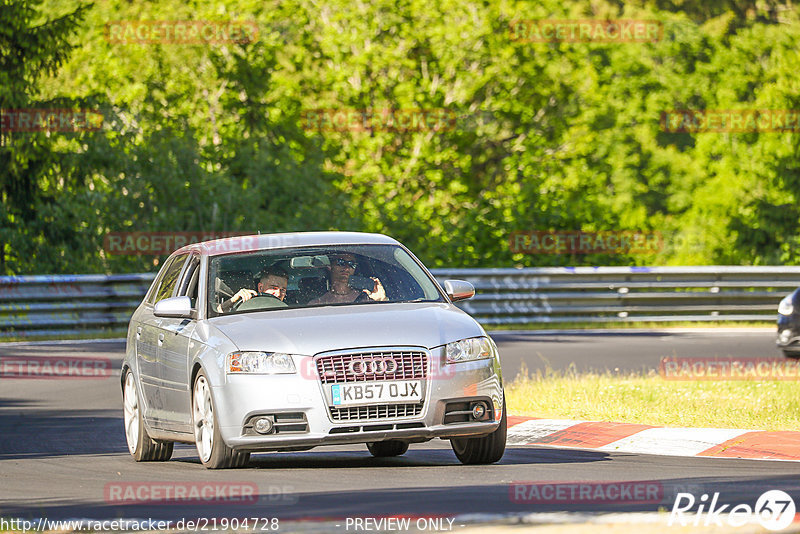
[207,244,444,317]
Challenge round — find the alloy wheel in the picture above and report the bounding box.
[193,375,214,463]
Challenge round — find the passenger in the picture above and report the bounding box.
[217,264,289,313]
[308,253,387,305]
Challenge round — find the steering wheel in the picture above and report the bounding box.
[232,294,288,311]
[353,291,371,303]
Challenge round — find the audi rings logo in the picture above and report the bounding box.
[347,358,398,375]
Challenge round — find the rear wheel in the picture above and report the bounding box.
[193,371,250,469]
[367,440,409,457]
[450,398,507,465]
[122,370,173,462]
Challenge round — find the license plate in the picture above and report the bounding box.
[331,380,423,407]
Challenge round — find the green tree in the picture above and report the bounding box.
[0,0,92,273]
[17,0,800,273]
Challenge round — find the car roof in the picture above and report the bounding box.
[175,231,401,257]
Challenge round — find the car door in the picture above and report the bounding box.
[140,253,189,428]
[156,253,200,432]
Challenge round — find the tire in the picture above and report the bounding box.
[192,371,250,469]
[450,398,507,465]
[367,440,409,457]
[783,350,800,359]
[122,370,173,462]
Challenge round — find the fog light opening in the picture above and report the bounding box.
[471,402,487,420]
[254,417,274,434]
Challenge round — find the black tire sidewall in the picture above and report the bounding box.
[125,369,171,461]
[451,397,507,464]
[367,440,409,457]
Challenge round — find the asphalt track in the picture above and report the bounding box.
[492,328,781,377]
[1,330,797,526]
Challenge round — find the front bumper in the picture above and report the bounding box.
[777,315,800,350]
[211,347,504,452]
[223,421,499,451]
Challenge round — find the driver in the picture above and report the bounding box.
[217,264,288,313]
[308,253,387,305]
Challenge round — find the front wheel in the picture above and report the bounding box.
[122,370,173,462]
[450,398,507,465]
[367,440,409,457]
[192,371,250,469]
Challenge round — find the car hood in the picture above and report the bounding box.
[206,302,483,354]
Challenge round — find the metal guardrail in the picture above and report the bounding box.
[0,267,796,339]
[0,274,154,339]
[433,266,799,325]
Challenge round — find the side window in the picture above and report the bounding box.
[153,254,189,303]
[178,255,201,310]
[145,256,176,305]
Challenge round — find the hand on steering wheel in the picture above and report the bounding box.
[229,288,257,310]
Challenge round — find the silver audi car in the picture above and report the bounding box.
[121,232,506,469]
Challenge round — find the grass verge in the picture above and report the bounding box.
[506,365,800,431]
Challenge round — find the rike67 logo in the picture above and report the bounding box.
[669,490,796,531]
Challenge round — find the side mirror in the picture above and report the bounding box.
[154,296,194,318]
[444,280,475,302]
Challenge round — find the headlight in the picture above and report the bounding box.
[446,336,494,363]
[779,295,794,316]
[227,352,297,374]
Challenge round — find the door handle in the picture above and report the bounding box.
[136,326,142,341]
[158,333,164,347]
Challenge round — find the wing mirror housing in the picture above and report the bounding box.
[444,280,475,302]
[154,296,194,318]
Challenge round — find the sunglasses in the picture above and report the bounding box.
[333,258,358,269]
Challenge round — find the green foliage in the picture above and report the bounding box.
[1,0,798,273]
[0,0,92,272]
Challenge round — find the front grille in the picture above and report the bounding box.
[316,350,428,384]
[330,403,424,421]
